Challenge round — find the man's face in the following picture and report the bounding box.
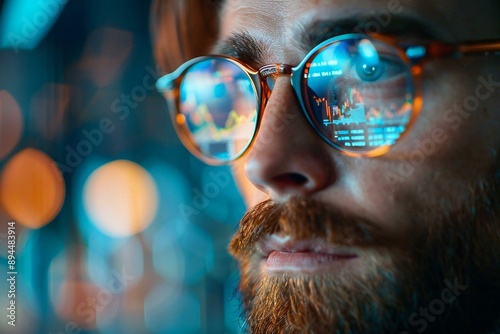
[212,0,500,333]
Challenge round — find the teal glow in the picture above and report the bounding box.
[359,40,377,57]
[0,0,66,50]
[406,46,427,60]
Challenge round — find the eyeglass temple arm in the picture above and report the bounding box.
[423,40,500,59]
[458,41,500,54]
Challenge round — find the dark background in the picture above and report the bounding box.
[0,1,246,333]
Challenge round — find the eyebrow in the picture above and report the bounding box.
[212,32,268,67]
[295,15,441,52]
[213,14,441,66]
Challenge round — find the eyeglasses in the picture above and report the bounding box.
[156,33,500,165]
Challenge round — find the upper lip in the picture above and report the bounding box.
[256,234,359,258]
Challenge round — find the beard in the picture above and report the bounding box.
[229,166,500,334]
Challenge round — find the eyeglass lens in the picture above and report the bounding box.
[179,59,258,162]
[176,37,415,161]
[301,37,414,153]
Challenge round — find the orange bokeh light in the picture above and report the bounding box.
[0,148,65,229]
[83,160,159,237]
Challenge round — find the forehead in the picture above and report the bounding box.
[220,0,499,60]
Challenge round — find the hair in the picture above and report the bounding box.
[150,0,223,73]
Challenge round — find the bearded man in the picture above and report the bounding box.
[152,0,500,332]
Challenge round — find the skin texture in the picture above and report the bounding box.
[152,0,500,332]
[218,1,500,234]
[222,0,500,212]
[215,0,500,333]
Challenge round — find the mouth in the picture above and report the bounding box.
[257,234,359,273]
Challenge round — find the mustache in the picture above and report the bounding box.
[229,197,400,259]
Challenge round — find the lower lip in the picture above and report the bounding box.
[265,251,358,272]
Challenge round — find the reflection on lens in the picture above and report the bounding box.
[303,37,414,153]
[178,58,258,162]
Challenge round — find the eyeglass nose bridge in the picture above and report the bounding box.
[258,64,294,92]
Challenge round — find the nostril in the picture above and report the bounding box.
[272,173,308,187]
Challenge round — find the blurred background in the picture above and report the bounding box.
[0,0,247,333]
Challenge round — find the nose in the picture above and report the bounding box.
[244,76,337,199]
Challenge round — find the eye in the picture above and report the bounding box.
[355,60,386,81]
[350,55,406,83]
[346,39,407,83]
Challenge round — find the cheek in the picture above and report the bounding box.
[406,59,499,174]
[352,60,500,225]
[231,158,269,208]
[339,162,411,237]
